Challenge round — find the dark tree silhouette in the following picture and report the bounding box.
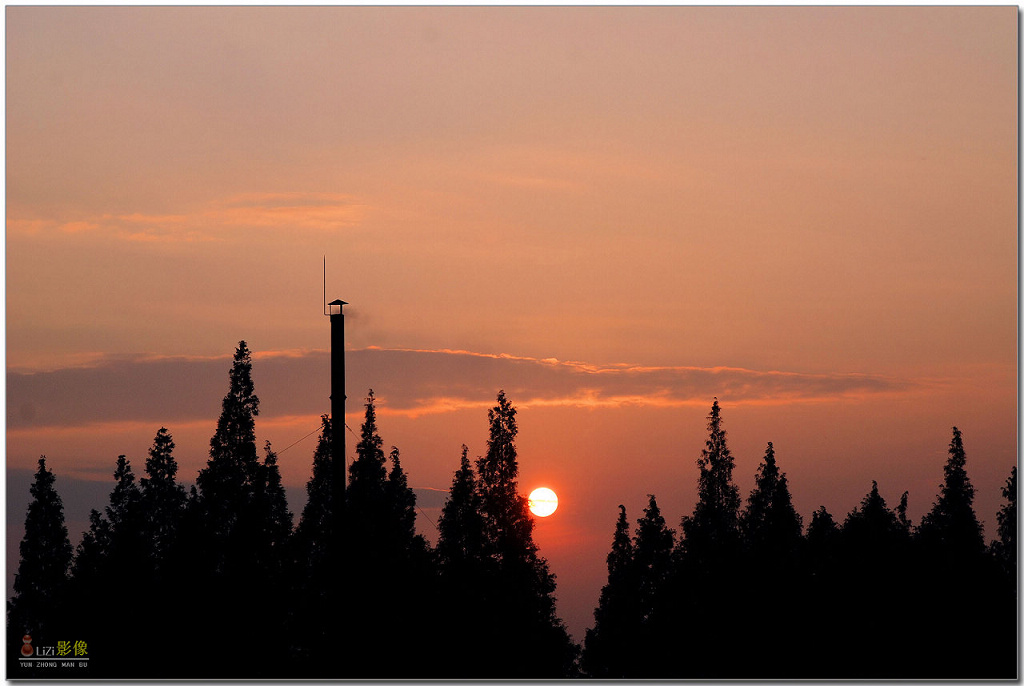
[679,399,741,560]
[993,465,1016,572]
[63,455,150,675]
[917,427,984,558]
[341,391,437,678]
[646,400,745,678]
[582,505,640,678]
[8,457,73,645]
[293,415,333,568]
[740,441,802,557]
[806,504,839,573]
[385,446,422,552]
[440,391,578,677]
[434,445,490,677]
[194,340,263,569]
[181,341,292,677]
[139,427,186,568]
[737,442,804,672]
[633,494,675,622]
[436,445,486,569]
[286,416,334,671]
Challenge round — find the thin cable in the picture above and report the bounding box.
[416,505,439,531]
[277,424,323,455]
[283,419,445,527]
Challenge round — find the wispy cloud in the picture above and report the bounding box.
[8,346,924,431]
[7,192,370,243]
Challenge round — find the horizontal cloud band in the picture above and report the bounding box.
[8,347,919,430]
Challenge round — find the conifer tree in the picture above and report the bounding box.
[347,390,388,532]
[385,446,419,552]
[71,509,111,586]
[476,390,535,562]
[843,481,899,549]
[257,441,293,558]
[740,441,803,557]
[140,428,186,567]
[583,505,639,678]
[806,505,839,569]
[195,340,262,552]
[9,457,73,640]
[633,494,675,620]
[994,465,1016,571]
[437,445,486,569]
[287,416,334,671]
[471,390,578,677]
[105,455,146,566]
[294,415,333,567]
[680,399,741,560]
[918,427,984,557]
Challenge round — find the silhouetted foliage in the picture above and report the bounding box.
[385,446,420,550]
[9,457,73,642]
[740,441,802,559]
[994,465,1016,572]
[293,415,333,568]
[183,341,292,676]
[918,427,984,558]
[437,445,486,569]
[139,428,186,568]
[679,399,741,561]
[435,391,578,677]
[633,494,675,620]
[10,325,1018,682]
[582,505,640,677]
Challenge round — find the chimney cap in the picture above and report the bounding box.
[328,299,348,306]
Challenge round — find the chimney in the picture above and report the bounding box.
[327,299,347,534]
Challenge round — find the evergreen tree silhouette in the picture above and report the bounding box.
[466,391,578,677]
[385,446,418,549]
[909,430,1011,678]
[994,465,1016,573]
[342,390,437,677]
[293,415,333,567]
[650,401,743,677]
[806,505,839,576]
[347,389,388,546]
[63,455,149,676]
[582,505,640,678]
[194,340,263,574]
[918,427,984,558]
[184,341,291,676]
[680,399,741,561]
[435,445,490,677]
[633,494,675,622]
[287,415,333,669]
[834,481,910,676]
[139,427,186,568]
[8,457,73,650]
[437,445,486,570]
[740,442,802,556]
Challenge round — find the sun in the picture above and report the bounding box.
[528,487,558,517]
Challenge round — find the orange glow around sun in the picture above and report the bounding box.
[528,487,558,517]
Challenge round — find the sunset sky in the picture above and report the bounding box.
[6,6,1018,641]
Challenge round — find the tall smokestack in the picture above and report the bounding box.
[327,299,347,537]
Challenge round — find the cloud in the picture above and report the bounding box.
[7,346,923,431]
[7,192,370,243]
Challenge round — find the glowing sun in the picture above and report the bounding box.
[528,487,558,517]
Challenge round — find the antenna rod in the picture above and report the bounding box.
[323,256,327,316]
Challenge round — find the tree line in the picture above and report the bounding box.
[7,342,1017,678]
[582,400,1017,679]
[7,341,575,678]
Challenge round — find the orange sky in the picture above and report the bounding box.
[6,6,1018,641]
